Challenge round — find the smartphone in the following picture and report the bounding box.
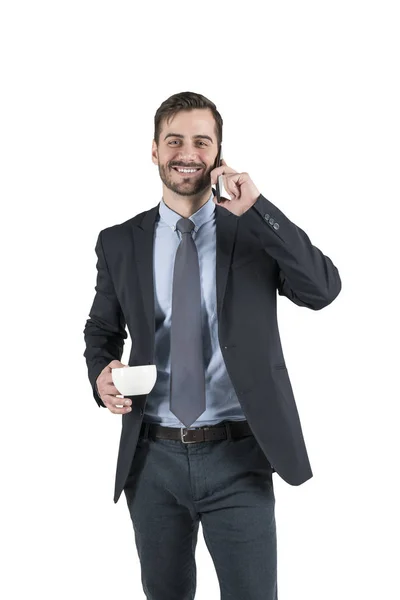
[214,144,223,203]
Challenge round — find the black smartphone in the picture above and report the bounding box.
[214,144,223,203]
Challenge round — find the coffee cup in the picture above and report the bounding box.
[112,364,157,397]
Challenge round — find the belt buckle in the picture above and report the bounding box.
[180,427,198,444]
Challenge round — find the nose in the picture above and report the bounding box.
[175,144,200,158]
[173,153,203,168]
[177,151,198,161]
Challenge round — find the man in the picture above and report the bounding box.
[83,91,341,600]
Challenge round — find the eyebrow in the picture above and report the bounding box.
[164,133,214,143]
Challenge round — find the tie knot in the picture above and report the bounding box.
[176,218,195,235]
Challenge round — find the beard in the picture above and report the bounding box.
[158,162,213,197]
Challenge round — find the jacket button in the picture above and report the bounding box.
[264,213,270,221]
[268,217,274,225]
[273,222,280,230]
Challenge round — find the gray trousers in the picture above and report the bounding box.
[123,420,278,600]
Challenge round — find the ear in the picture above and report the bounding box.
[151,141,158,165]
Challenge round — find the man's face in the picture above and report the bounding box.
[152,108,219,197]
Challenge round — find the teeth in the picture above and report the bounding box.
[175,168,199,173]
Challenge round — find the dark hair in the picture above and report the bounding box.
[154,91,223,148]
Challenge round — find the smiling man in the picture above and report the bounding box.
[153,106,221,216]
[83,91,342,600]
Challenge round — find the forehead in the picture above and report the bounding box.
[162,108,216,140]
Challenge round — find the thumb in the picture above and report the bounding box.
[107,360,127,370]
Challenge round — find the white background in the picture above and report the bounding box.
[1,1,399,598]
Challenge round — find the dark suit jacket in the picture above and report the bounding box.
[83,192,341,503]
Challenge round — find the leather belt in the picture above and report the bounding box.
[139,419,253,444]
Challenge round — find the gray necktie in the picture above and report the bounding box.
[170,217,206,428]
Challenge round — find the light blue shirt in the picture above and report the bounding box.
[144,190,246,429]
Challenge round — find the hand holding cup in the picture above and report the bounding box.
[96,360,132,414]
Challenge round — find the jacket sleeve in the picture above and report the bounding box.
[83,230,128,407]
[251,193,342,310]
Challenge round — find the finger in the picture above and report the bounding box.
[215,164,236,176]
[102,380,123,396]
[103,370,125,392]
[103,394,132,414]
[106,360,127,370]
[210,164,236,185]
[223,174,241,199]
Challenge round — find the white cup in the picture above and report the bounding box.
[112,364,157,397]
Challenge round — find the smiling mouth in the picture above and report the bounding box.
[172,166,203,176]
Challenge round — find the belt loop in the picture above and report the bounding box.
[225,421,232,441]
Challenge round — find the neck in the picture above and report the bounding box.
[162,186,212,218]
